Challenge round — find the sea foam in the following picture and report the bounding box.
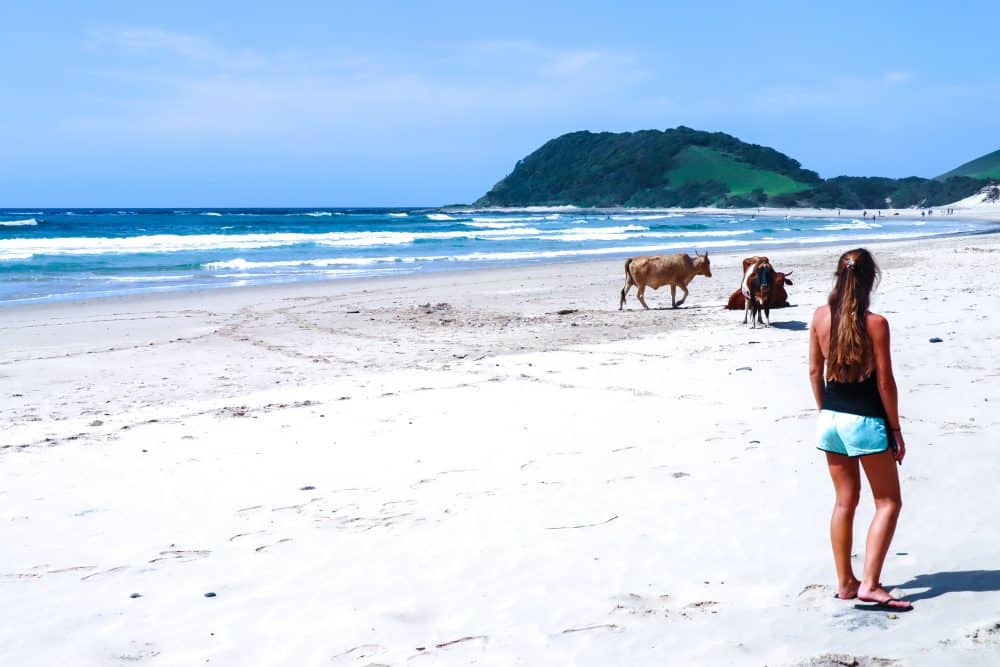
[0,228,546,260]
[818,220,882,231]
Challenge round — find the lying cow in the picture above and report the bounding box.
[619,252,712,310]
[743,258,777,328]
[725,271,793,309]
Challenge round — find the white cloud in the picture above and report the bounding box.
[92,27,216,60]
[883,70,913,84]
[748,73,924,114]
[68,28,646,146]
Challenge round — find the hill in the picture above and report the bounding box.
[476,127,989,209]
[475,127,821,208]
[936,148,1000,181]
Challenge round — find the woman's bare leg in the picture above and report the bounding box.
[857,449,910,608]
[826,452,861,598]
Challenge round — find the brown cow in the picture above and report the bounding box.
[726,255,793,310]
[619,252,712,310]
[725,271,793,309]
[744,259,776,328]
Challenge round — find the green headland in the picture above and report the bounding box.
[476,127,996,209]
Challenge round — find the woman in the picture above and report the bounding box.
[808,248,912,611]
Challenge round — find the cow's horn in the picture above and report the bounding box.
[784,269,793,277]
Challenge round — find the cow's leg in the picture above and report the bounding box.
[764,307,771,327]
[744,300,751,326]
[670,285,677,308]
[675,282,689,307]
[619,275,634,310]
[637,284,650,310]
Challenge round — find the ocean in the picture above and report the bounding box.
[0,208,990,306]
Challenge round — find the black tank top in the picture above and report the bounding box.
[822,373,887,419]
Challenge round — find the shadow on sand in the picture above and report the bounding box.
[895,570,1000,602]
[621,304,715,311]
[769,320,808,331]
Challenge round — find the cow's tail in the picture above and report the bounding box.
[619,258,634,310]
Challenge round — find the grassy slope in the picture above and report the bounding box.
[668,146,812,196]
[937,148,1000,180]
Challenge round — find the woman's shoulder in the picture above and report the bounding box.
[866,311,890,336]
[866,311,889,326]
[812,304,830,321]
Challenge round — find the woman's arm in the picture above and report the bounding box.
[808,309,825,409]
[870,314,906,463]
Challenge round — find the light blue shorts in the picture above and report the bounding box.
[816,409,890,458]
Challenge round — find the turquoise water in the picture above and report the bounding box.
[0,208,989,305]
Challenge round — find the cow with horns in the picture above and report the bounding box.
[619,251,712,310]
[742,256,778,328]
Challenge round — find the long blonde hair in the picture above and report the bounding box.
[827,248,880,382]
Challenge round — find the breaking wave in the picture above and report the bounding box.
[818,220,882,231]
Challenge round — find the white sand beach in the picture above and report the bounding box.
[2,233,999,666]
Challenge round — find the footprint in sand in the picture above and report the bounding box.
[115,641,160,662]
[229,530,268,542]
[561,624,622,635]
[81,566,129,581]
[610,593,672,617]
[46,565,97,575]
[610,593,718,620]
[796,583,836,609]
[148,548,210,564]
[410,635,489,660]
[330,644,387,664]
[966,620,1000,646]
[788,654,901,667]
[1,572,43,582]
[254,538,293,552]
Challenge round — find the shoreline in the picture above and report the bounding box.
[450,203,1000,223]
[3,219,999,312]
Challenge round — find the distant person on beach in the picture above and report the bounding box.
[808,249,911,611]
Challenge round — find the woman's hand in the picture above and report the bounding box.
[891,431,906,465]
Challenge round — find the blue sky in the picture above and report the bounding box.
[2,1,998,206]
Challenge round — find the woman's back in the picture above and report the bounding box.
[811,304,885,379]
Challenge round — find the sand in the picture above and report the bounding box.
[2,233,999,666]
